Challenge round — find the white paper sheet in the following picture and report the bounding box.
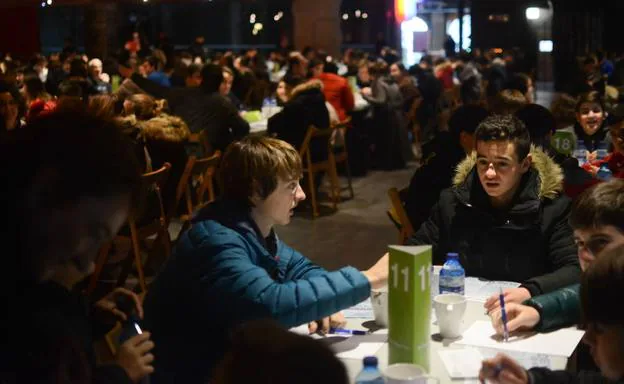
[478,348,554,370]
[456,321,584,357]
[464,278,521,302]
[343,298,375,319]
[438,348,484,379]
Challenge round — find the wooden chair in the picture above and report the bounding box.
[387,187,415,244]
[299,125,341,217]
[188,130,214,156]
[87,163,172,295]
[330,118,355,200]
[169,151,221,232]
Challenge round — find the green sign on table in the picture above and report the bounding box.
[388,245,432,371]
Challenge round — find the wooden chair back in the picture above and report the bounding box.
[387,187,415,244]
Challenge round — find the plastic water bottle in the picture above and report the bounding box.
[574,140,588,166]
[597,164,613,180]
[355,356,384,384]
[439,253,465,295]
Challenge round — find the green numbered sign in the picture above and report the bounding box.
[388,245,432,371]
[551,131,576,156]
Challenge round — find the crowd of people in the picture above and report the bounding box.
[2,31,624,384]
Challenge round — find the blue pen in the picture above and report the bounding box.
[329,327,368,336]
[499,288,509,342]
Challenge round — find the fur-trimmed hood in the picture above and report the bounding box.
[118,113,190,143]
[453,145,564,200]
[290,79,323,100]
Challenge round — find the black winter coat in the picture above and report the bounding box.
[408,146,581,296]
[131,74,249,153]
[268,80,329,161]
[5,282,132,384]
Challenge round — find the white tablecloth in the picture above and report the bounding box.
[338,300,569,383]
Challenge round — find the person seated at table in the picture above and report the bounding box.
[404,105,489,231]
[120,63,249,153]
[480,243,624,384]
[212,320,348,384]
[268,74,329,161]
[142,136,389,384]
[559,91,611,156]
[407,114,581,303]
[1,107,154,383]
[487,179,624,334]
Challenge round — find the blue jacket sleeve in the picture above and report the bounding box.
[195,232,371,328]
[281,242,328,279]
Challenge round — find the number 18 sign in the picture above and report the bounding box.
[388,245,432,371]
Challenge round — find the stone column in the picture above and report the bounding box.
[430,12,446,51]
[84,2,119,59]
[292,0,341,56]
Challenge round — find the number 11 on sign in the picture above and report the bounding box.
[391,263,431,292]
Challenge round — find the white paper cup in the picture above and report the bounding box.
[384,363,440,384]
[370,286,388,327]
[433,293,467,339]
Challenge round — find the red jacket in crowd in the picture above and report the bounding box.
[316,72,354,122]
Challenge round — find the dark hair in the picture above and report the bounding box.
[515,104,556,144]
[200,63,224,94]
[490,89,528,115]
[505,73,531,95]
[324,61,339,75]
[550,93,578,127]
[58,80,84,99]
[368,62,388,77]
[569,179,624,232]
[460,77,482,105]
[282,73,304,89]
[575,91,604,112]
[449,105,489,144]
[475,114,531,160]
[1,106,142,284]
[309,58,324,69]
[143,56,162,71]
[69,58,88,78]
[23,73,46,100]
[581,244,624,327]
[213,320,348,384]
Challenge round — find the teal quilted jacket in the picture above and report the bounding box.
[143,199,370,383]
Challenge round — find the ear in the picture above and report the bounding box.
[521,153,532,173]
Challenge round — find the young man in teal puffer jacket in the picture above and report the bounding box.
[487,179,624,333]
[142,136,389,384]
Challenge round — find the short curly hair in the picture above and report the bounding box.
[475,114,531,160]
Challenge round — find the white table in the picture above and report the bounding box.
[339,300,569,383]
[249,120,268,135]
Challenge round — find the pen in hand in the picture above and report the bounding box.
[499,288,509,342]
[328,327,368,336]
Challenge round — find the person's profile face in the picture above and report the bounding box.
[610,123,624,155]
[186,71,202,88]
[219,72,233,95]
[389,64,401,81]
[574,226,624,271]
[475,140,530,206]
[0,91,18,127]
[276,81,288,103]
[253,177,306,228]
[583,324,624,381]
[358,66,370,83]
[35,194,130,285]
[577,102,605,136]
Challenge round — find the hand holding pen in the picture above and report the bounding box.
[479,353,529,384]
[499,288,509,342]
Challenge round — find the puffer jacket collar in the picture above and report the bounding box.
[117,113,190,143]
[289,79,323,100]
[452,145,564,217]
[192,199,279,258]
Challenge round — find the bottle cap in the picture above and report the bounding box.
[447,252,459,259]
[363,356,378,367]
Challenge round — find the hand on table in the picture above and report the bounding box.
[484,288,531,313]
[309,312,347,334]
[479,353,529,384]
[117,332,155,382]
[489,303,540,335]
